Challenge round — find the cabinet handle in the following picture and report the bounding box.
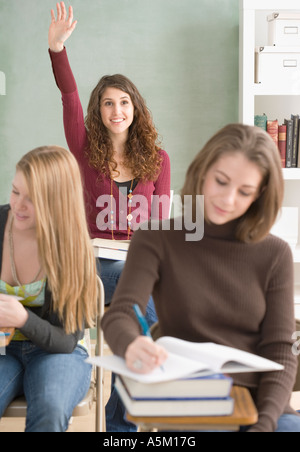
[283,60,298,68]
[284,26,298,35]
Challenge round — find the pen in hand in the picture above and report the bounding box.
[133,304,164,372]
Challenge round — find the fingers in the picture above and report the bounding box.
[56,2,62,21]
[125,336,168,374]
[50,9,56,23]
[52,2,73,24]
[68,5,74,24]
[60,1,66,20]
[0,294,16,302]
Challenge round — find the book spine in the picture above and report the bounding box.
[254,114,267,131]
[285,119,293,168]
[278,124,287,169]
[291,115,299,168]
[267,120,279,149]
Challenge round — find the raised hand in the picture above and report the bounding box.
[48,2,77,52]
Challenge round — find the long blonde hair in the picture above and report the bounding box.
[16,146,98,334]
[181,124,284,243]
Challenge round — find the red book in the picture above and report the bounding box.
[267,120,279,148]
[278,124,287,168]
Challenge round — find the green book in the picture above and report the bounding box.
[254,114,267,131]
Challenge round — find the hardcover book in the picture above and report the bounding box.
[254,114,267,131]
[115,376,234,417]
[119,373,232,400]
[278,124,287,168]
[291,114,299,168]
[284,118,293,168]
[267,119,279,148]
[91,238,130,261]
[87,337,284,384]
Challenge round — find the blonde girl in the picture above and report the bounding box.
[0,146,98,432]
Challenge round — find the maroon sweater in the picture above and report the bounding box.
[102,219,299,432]
[49,48,171,239]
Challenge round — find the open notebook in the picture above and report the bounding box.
[87,336,284,384]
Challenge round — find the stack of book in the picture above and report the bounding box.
[255,114,300,168]
[115,373,234,417]
[88,336,284,418]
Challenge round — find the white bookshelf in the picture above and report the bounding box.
[239,0,300,125]
[239,0,300,315]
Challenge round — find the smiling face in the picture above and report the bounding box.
[100,87,134,140]
[10,170,36,232]
[202,152,263,225]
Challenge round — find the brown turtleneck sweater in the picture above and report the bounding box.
[102,219,299,432]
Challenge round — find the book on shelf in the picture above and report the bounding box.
[267,119,279,148]
[86,336,284,384]
[291,114,299,168]
[284,118,293,168]
[120,373,233,400]
[278,124,287,168]
[115,376,234,417]
[91,238,130,261]
[254,114,267,131]
[255,113,300,169]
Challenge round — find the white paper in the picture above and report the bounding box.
[87,337,284,384]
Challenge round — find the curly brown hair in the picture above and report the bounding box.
[85,74,162,181]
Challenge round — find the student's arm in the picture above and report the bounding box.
[49,48,88,159]
[101,227,163,357]
[249,241,298,432]
[48,2,77,53]
[0,292,83,354]
[20,308,83,354]
[102,227,168,373]
[48,3,88,161]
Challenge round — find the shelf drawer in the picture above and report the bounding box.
[255,46,300,93]
[268,13,300,47]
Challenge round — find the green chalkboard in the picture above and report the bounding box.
[0,0,239,203]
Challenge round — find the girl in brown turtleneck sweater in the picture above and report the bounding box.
[102,124,300,432]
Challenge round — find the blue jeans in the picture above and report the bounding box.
[98,258,157,325]
[236,414,300,432]
[0,341,92,432]
[275,414,300,432]
[98,258,158,432]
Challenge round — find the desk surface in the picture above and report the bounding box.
[127,386,258,432]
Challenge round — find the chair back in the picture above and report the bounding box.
[293,319,300,392]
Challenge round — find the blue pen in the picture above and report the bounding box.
[133,304,164,371]
[0,332,10,337]
[133,304,152,338]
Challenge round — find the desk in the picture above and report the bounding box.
[127,386,258,432]
[0,328,15,347]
